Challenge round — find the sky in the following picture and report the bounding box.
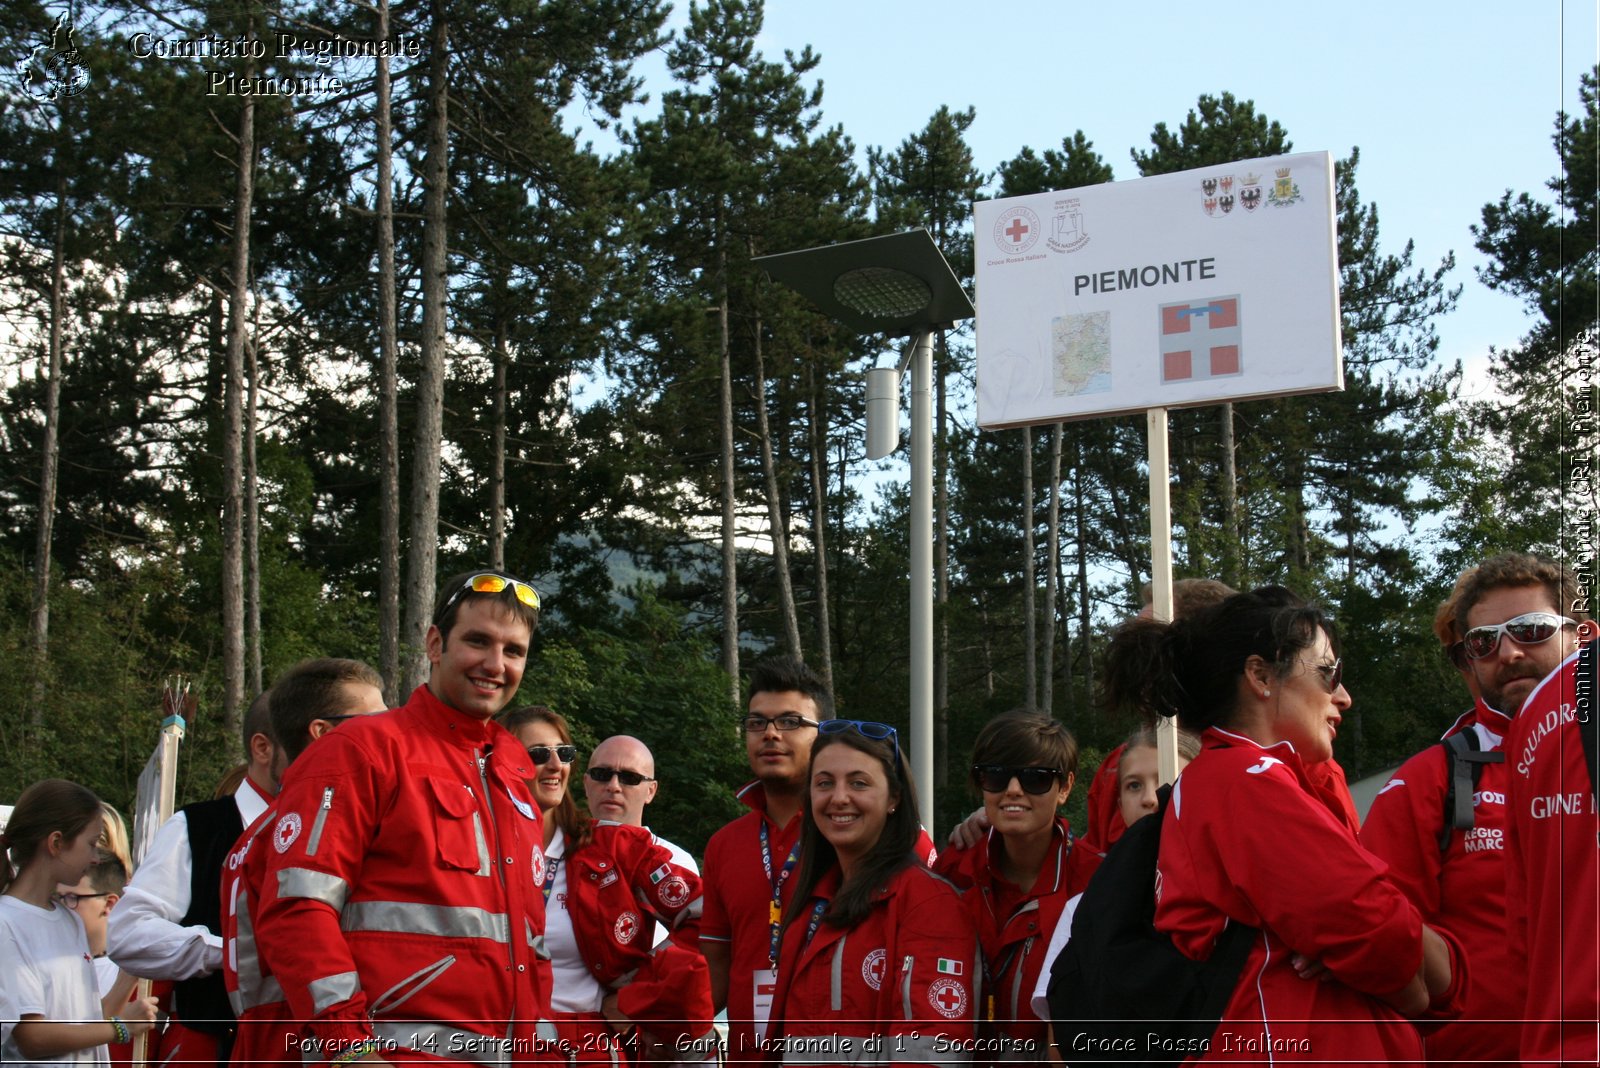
[584,0,1598,410]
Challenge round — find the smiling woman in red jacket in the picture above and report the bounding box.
[767,722,977,1068]
[1101,586,1466,1064]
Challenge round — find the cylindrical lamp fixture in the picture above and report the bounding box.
[865,366,900,459]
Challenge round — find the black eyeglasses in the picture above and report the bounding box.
[741,713,820,733]
[586,766,655,787]
[1462,612,1575,660]
[972,765,1062,795]
[1298,657,1344,694]
[818,719,900,762]
[321,713,377,725]
[528,745,577,766]
[52,891,111,910]
[434,572,541,624]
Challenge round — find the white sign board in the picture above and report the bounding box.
[974,150,1341,429]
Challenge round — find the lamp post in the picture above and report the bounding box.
[754,229,975,834]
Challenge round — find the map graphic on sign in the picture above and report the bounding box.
[1052,312,1111,395]
[1159,297,1240,384]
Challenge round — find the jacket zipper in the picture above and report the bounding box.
[307,786,334,856]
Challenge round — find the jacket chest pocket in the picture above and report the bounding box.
[425,776,492,875]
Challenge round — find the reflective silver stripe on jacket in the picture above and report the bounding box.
[899,954,914,1019]
[277,867,350,910]
[369,1021,515,1066]
[307,970,361,1014]
[830,940,846,1012]
[470,812,492,877]
[341,900,512,943]
[231,886,285,1013]
[889,1032,968,1063]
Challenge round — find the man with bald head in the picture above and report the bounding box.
[584,734,697,874]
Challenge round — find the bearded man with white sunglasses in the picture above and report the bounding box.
[1362,553,1593,1067]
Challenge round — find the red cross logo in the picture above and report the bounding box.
[1005,217,1030,244]
[614,911,639,945]
[928,977,968,1018]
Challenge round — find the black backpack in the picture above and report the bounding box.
[1047,784,1256,1067]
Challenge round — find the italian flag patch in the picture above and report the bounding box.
[649,863,672,884]
[937,958,963,976]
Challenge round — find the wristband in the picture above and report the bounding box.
[329,1039,380,1066]
[109,1017,129,1044]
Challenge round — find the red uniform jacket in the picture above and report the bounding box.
[932,819,1099,1057]
[1080,745,1128,856]
[1505,649,1599,1066]
[223,803,297,1065]
[561,822,713,1054]
[253,687,553,1063]
[767,863,977,1067]
[1155,728,1464,1063]
[1360,697,1519,1064]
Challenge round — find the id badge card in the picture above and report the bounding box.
[751,968,778,1044]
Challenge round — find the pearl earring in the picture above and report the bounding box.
[1262,689,1271,698]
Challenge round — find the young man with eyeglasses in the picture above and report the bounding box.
[253,571,557,1067]
[1362,553,1594,1067]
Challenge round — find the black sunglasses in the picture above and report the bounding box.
[528,744,577,766]
[972,764,1062,795]
[586,766,655,787]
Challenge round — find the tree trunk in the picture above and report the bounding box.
[1220,402,1240,587]
[1041,424,1062,711]
[246,322,262,697]
[490,322,508,570]
[27,170,68,725]
[805,360,834,692]
[751,308,801,656]
[403,0,450,695]
[717,234,739,706]
[375,0,401,706]
[1021,426,1036,709]
[934,332,949,791]
[220,73,256,734]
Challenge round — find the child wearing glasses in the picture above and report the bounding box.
[766,720,978,1065]
[930,710,1099,1063]
[0,779,159,1068]
[494,706,715,1064]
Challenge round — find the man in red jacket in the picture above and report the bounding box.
[1363,553,1592,1065]
[223,657,386,1066]
[253,570,554,1066]
[1506,639,1599,1065]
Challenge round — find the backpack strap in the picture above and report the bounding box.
[1437,730,1505,851]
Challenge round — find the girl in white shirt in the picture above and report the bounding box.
[0,779,158,1068]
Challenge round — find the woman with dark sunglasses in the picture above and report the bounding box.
[931,710,1099,1063]
[765,721,977,1066]
[1100,586,1465,1063]
[494,706,715,1064]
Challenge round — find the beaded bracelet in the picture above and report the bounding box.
[329,1039,381,1066]
[109,1017,129,1044]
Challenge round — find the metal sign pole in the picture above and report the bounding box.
[1147,408,1180,784]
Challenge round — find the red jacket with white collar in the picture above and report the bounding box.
[560,822,713,1052]
[253,686,553,1063]
[1360,697,1518,1064]
[767,863,977,1067]
[1155,728,1465,1063]
[932,818,1098,1055]
[222,802,297,1066]
[1504,648,1599,1066]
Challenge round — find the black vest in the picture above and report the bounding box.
[172,795,244,1038]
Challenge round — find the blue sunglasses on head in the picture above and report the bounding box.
[818,719,901,763]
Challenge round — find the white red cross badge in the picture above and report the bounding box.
[861,948,887,991]
[614,911,640,945]
[272,812,302,854]
[928,977,968,1019]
